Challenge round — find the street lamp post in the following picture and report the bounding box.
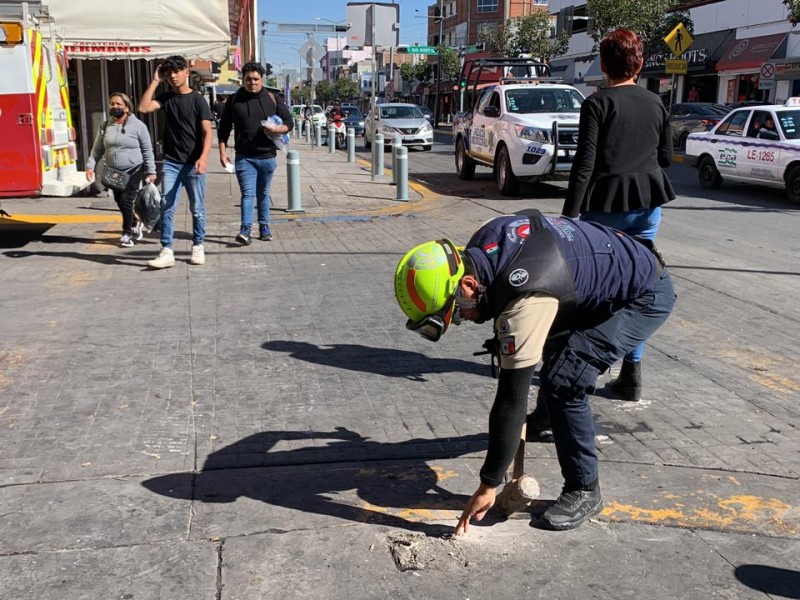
[434,0,444,128]
[417,6,445,127]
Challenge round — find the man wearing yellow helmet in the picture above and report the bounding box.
[395,210,675,533]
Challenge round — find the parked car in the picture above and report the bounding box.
[341,104,365,136]
[291,104,327,128]
[416,104,434,122]
[364,103,433,150]
[669,102,730,150]
[685,102,800,204]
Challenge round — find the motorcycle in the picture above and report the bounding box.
[329,113,346,149]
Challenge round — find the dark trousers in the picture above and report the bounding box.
[539,270,676,488]
[112,167,144,234]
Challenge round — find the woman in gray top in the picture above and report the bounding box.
[87,92,157,247]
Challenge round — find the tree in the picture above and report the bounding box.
[399,62,417,84]
[480,10,569,62]
[784,0,800,26]
[292,84,312,103]
[587,0,694,55]
[517,8,570,62]
[334,77,359,101]
[315,80,334,103]
[437,45,461,82]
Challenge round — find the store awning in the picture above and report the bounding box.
[642,29,734,76]
[716,33,787,72]
[48,0,231,61]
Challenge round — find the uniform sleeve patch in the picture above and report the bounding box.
[496,316,511,335]
[499,336,516,356]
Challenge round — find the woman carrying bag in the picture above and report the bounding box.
[86,92,157,247]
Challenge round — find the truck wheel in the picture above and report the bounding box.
[698,155,722,189]
[786,166,800,204]
[496,146,520,195]
[456,138,475,180]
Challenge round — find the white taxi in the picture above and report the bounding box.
[685,100,800,203]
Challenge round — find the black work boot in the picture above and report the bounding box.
[540,484,604,531]
[605,359,642,402]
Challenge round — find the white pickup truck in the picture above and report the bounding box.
[453,58,585,195]
[685,101,800,204]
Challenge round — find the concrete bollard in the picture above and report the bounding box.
[392,135,403,185]
[347,128,356,163]
[286,150,305,213]
[373,132,385,176]
[304,120,311,144]
[315,122,322,148]
[395,146,409,202]
[294,120,300,138]
[328,124,336,154]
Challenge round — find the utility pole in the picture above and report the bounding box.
[433,0,444,127]
[260,20,267,68]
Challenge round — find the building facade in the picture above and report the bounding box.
[544,0,797,105]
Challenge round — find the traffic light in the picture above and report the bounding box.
[265,63,273,76]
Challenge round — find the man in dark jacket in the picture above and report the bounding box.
[394,211,676,533]
[218,62,293,245]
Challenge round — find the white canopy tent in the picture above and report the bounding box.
[47,0,231,61]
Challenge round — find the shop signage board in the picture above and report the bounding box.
[664,23,694,56]
[772,60,800,80]
[665,59,688,75]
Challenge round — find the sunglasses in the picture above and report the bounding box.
[405,239,461,342]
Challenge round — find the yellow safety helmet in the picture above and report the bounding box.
[394,238,465,341]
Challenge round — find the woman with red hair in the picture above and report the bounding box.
[561,29,675,402]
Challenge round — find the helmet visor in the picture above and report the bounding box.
[406,292,456,342]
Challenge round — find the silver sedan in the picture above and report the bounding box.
[364,103,434,151]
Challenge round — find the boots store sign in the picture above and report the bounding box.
[645,48,709,71]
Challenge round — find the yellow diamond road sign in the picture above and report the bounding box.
[664,22,693,56]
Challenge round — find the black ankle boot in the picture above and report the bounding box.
[606,359,642,402]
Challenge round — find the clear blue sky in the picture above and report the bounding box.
[259,0,434,71]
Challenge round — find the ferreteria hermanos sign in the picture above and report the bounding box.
[644,47,709,70]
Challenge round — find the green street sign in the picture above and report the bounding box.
[406,46,438,55]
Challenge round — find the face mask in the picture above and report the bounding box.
[110,107,125,118]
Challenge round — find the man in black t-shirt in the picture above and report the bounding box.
[217,62,292,245]
[138,55,213,269]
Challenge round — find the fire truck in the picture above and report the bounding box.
[0,1,84,197]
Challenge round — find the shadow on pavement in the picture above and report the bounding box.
[143,428,490,536]
[262,340,492,381]
[734,565,800,599]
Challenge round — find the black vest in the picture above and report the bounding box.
[463,211,658,328]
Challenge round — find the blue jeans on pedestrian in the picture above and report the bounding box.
[541,269,676,487]
[580,207,662,362]
[160,160,206,248]
[235,156,277,231]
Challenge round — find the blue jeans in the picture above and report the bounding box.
[160,160,206,248]
[541,270,676,487]
[580,207,662,361]
[235,156,277,230]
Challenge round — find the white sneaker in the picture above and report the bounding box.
[119,233,134,248]
[133,221,144,241]
[190,245,205,265]
[148,247,175,269]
